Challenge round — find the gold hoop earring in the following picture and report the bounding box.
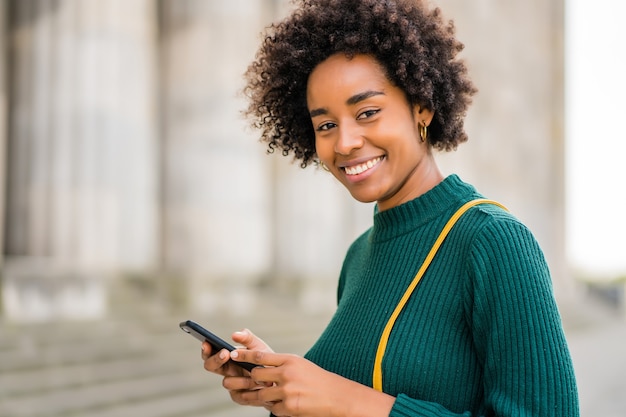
[319,161,330,172]
[419,122,428,143]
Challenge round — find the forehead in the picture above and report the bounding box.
[306,54,391,102]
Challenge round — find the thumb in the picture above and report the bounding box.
[232,328,273,352]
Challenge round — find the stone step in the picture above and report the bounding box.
[1,372,210,417]
[0,328,182,374]
[0,304,332,417]
[82,390,267,417]
[0,355,181,397]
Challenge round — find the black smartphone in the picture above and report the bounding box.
[179,320,257,372]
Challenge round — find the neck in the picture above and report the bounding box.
[377,156,444,212]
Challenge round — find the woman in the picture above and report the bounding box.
[201,0,579,416]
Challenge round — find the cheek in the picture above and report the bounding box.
[315,137,332,161]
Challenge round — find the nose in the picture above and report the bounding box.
[334,122,363,155]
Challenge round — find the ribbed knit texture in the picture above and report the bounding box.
[304,175,579,416]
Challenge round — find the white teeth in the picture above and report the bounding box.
[344,157,382,175]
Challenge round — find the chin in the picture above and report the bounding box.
[347,191,379,205]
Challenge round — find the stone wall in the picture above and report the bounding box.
[2,0,160,320]
[0,0,570,321]
[434,0,569,295]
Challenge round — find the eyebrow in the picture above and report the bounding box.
[309,90,385,118]
[347,90,385,105]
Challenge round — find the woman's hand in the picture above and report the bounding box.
[201,329,275,409]
[228,349,396,417]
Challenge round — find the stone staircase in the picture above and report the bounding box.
[3,285,626,417]
[0,299,332,417]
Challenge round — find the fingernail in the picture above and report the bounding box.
[230,351,239,359]
[219,350,228,360]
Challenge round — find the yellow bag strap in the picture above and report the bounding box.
[372,198,508,392]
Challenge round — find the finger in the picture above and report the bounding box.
[263,401,282,413]
[250,384,283,404]
[267,400,286,416]
[229,385,271,407]
[230,349,287,367]
[231,329,273,352]
[200,341,213,360]
[203,348,231,373]
[223,375,266,392]
[235,384,282,406]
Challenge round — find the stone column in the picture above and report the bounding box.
[159,0,278,314]
[270,157,373,312]
[0,2,7,274]
[3,0,159,321]
[435,0,569,295]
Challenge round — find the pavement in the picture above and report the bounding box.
[559,292,626,417]
[0,290,624,417]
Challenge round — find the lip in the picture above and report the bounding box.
[339,155,384,182]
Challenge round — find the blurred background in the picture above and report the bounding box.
[0,0,624,416]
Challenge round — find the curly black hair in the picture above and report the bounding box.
[243,0,476,167]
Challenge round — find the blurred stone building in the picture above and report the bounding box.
[0,0,569,322]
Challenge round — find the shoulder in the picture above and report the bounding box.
[470,204,543,256]
[455,201,538,250]
[459,202,552,292]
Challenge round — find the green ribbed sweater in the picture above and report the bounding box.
[305,175,579,417]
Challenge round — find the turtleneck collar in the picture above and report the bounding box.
[369,174,480,242]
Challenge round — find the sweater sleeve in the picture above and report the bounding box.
[388,217,579,417]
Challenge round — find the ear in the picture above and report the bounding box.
[412,104,434,128]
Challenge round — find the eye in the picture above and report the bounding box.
[316,121,337,132]
[356,109,380,120]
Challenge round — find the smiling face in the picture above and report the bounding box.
[307,53,442,211]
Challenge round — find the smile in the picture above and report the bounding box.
[343,156,383,176]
